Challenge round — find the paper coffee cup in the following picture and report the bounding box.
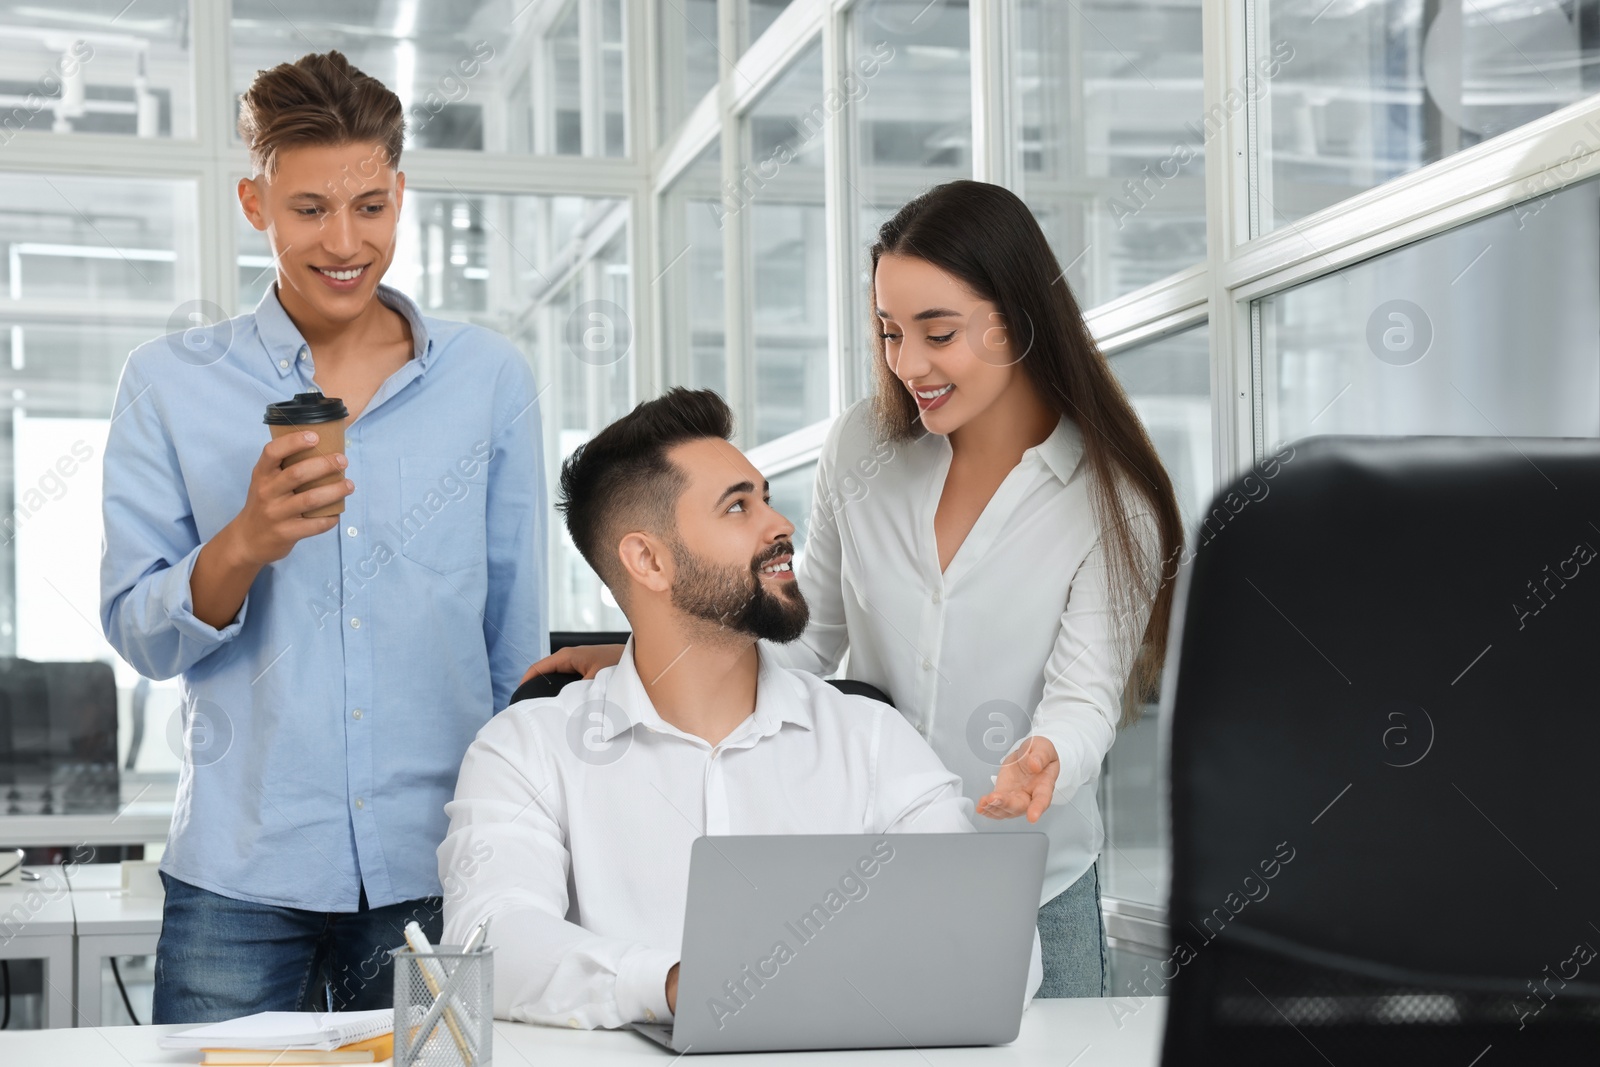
[264,392,350,518]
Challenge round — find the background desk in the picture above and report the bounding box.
[0,998,1167,1064]
[0,867,76,1027]
[66,862,163,1026]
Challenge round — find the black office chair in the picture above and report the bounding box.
[512,632,894,708]
[1160,436,1600,1065]
[0,658,118,816]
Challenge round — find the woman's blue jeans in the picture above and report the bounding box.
[1036,860,1109,997]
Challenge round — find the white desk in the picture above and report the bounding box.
[0,866,77,1027]
[0,999,1167,1064]
[66,863,163,1027]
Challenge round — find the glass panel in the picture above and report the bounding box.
[97,954,155,1025]
[0,959,45,1028]
[239,191,634,632]
[1097,323,1211,910]
[600,0,627,157]
[0,173,198,785]
[230,0,628,157]
[0,0,194,140]
[845,0,972,404]
[1111,324,1214,536]
[656,0,719,146]
[766,460,816,555]
[744,41,829,444]
[743,0,794,50]
[1099,637,1169,908]
[1257,0,1600,233]
[1258,176,1600,445]
[1014,0,1206,308]
[659,139,726,394]
[1109,942,1173,1001]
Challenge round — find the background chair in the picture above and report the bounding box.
[512,632,894,707]
[1159,435,1600,1064]
[0,658,118,816]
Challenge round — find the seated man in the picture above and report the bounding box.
[437,386,1041,1028]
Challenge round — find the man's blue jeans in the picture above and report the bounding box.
[152,871,443,1024]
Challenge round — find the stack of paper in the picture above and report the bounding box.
[157,1010,395,1064]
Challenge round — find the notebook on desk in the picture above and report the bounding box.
[157,1008,394,1052]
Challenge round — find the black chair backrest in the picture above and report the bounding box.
[511,638,893,709]
[1161,436,1600,1064]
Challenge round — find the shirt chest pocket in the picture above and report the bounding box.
[395,454,489,576]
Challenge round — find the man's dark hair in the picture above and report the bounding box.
[557,387,735,598]
[238,50,403,179]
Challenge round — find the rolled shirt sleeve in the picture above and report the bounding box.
[100,356,248,680]
[869,699,976,833]
[439,712,679,1028]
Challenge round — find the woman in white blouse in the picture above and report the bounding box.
[523,179,1183,996]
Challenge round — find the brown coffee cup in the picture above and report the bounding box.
[264,392,350,518]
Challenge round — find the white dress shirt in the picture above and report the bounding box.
[762,399,1160,907]
[438,635,1042,1029]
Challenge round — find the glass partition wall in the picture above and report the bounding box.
[3,0,1598,1018]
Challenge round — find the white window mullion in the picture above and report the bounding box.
[822,5,850,417]
[719,0,751,444]
[969,0,1014,189]
[197,0,236,315]
[1206,0,1254,482]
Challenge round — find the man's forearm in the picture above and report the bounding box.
[190,523,263,630]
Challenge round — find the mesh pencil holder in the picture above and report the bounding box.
[392,943,494,1067]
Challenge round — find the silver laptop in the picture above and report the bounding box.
[632,832,1047,1054]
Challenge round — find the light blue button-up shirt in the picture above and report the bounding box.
[100,283,549,911]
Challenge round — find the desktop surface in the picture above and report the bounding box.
[0,998,1166,1065]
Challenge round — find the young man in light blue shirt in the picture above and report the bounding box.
[98,50,548,1022]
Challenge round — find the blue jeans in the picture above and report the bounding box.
[152,871,442,1024]
[1036,861,1108,997]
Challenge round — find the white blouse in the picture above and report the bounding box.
[762,399,1160,905]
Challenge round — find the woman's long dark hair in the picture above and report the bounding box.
[868,179,1184,726]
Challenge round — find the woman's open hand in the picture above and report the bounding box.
[976,736,1060,823]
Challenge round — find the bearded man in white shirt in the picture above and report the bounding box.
[438,386,1041,1028]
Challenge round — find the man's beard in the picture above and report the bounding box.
[668,538,810,643]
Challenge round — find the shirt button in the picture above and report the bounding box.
[918,724,928,737]
[644,1009,656,1022]
[346,526,358,537]
[352,708,363,720]
[354,797,365,809]
[278,358,289,370]
[350,617,361,629]
[567,1017,580,1028]
[921,658,932,671]
[932,590,941,604]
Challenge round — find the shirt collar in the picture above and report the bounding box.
[595,634,815,743]
[927,413,1085,485]
[1031,415,1086,485]
[255,282,433,379]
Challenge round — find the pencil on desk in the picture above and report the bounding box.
[403,920,477,1065]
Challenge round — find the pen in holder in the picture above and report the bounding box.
[392,943,494,1067]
